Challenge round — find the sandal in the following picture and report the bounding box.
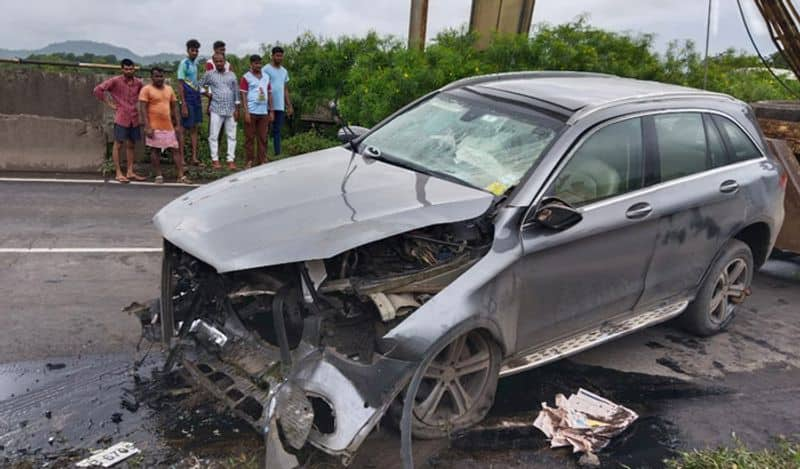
[178,175,192,184]
[127,173,147,181]
[154,175,164,184]
[115,175,130,183]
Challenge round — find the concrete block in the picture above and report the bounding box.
[0,113,105,172]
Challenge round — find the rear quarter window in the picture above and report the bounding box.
[712,115,762,163]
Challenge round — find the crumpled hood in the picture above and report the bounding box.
[153,146,494,272]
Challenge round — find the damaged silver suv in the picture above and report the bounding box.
[144,72,785,466]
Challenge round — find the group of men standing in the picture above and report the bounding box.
[93,39,292,183]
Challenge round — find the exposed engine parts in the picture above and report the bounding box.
[132,217,494,466]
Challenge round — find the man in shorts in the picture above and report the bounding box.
[177,39,202,166]
[93,58,146,183]
[139,67,188,183]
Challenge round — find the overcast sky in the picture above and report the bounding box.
[2,0,779,58]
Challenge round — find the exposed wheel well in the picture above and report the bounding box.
[733,222,771,268]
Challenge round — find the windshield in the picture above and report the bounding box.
[359,90,564,195]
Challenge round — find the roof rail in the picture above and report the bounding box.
[567,91,740,124]
[441,71,614,91]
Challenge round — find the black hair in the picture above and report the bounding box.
[271,46,284,55]
[213,40,226,49]
[249,54,262,63]
[120,58,134,67]
[150,66,165,75]
[186,39,200,50]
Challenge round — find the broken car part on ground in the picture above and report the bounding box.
[134,72,784,467]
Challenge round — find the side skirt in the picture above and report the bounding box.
[499,299,689,377]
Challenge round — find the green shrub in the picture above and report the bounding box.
[257,16,800,128]
[281,131,340,158]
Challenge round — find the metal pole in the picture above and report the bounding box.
[0,57,170,73]
[408,0,429,50]
[703,0,713,89]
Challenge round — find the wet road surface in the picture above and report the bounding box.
[1,179,799,468]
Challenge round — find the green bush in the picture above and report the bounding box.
[281,131,340,158]
[257,16,800,128]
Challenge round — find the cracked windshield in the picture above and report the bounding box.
[360,91,563,195]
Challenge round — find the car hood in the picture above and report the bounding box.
[153,146,494,272]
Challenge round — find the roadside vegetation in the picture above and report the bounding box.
[667,437,800,469]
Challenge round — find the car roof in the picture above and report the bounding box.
[444,71,737,120]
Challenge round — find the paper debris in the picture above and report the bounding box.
[533,388,638,453]
[76,441,140,467]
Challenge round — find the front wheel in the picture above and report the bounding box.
[680,239,753,337]
[390,329,502,439]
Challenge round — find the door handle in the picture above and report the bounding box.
[626,202,652,219]
[720,180,739,194]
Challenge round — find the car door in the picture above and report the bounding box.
[514,116,660,350]
[636,111,757,307]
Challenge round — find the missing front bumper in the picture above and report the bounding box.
[143,312,414,466]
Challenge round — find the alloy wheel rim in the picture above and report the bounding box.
[709,257,748,325]
[413,331,492,426]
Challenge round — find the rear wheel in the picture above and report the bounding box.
[391,329,501,439]
[680,239,753,336]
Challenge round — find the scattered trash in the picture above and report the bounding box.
[75,441,140,467]
[45,363,66,371]
[533,388,638,454]
[47,436,54,445]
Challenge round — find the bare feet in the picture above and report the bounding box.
[127,173,146,181]
[115,174,129,183]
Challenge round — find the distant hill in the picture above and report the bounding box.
[0,40,182,65]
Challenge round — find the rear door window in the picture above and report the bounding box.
[711,115,762,162]
[654,113,710,182]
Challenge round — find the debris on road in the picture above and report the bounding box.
[45,363,66,371]
[75,441,140,467]
[533,388,638,453]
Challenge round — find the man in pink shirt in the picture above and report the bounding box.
[93,59,146,183]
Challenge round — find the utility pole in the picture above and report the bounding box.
[408,0,429,50]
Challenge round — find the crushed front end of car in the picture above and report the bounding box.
[136,216,493,466]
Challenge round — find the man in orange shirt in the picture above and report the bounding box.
[138,67,189,184]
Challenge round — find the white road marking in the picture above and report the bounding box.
[0,177,200,187]
[0,247,162,253]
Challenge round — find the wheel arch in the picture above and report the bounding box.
[733,222,771,268]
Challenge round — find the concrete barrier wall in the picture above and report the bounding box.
[0,68,119,173]
[0,68,107,121]
[0,114,106,172]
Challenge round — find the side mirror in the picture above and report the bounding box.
[337,125,370,143]
[529,198,582,231]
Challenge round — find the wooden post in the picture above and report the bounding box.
[408,0,429,50]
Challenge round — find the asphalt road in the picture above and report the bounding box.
[1,179,799,468]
